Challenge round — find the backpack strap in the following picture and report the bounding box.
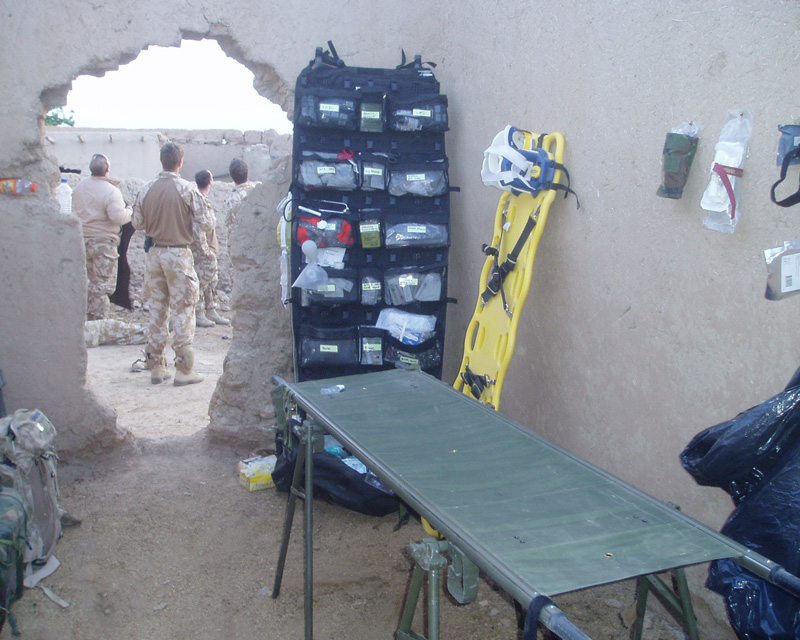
[771,145,800,208]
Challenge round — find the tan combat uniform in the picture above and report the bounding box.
[72,176,132,320]
[192,192,221,314]
[132,171,209,362]
[223,181,260,227]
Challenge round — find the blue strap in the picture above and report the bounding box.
[523,595,555,639]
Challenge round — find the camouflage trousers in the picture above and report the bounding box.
[144,247,199,355]
[84,237,119,320]
[84,319,147,347]
[192,249,220,313]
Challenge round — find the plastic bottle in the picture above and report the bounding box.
[320,384,345,395]
[56,178,73,214]
[0,179,38,195]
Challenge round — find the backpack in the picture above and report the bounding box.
[0,409,62,568]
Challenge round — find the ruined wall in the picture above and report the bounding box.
[45,126,291,185]
[2,1,799,634]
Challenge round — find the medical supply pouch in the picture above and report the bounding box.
[360,95,386,132]
[385,211,449,248]
[300,268,358,306]
[298,325,359,368]
[359,326,384,366]
[387,92,448,132]
[656,123,699,199]
[295,214,355,248]
[296,90,359,131]
[359,270,383,305]
[384,334,442,371]
[297,150,359,191]
[387,157,449,197]
[358,210,383,249]
[359,152,389,191]
[384,267,444,305]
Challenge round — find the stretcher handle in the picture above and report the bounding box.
[770,566,800,600]
[541,605,593,640]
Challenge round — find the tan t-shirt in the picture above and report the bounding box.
[72,175,132,242]
[132,172,207,245]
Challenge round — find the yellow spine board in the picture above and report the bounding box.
[453,131,566,410]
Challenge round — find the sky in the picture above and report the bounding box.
[64,39,293,134]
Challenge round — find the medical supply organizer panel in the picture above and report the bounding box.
[289,47,452,382]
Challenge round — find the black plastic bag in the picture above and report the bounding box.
[681,366,800,639]
[681,367,800,505]
[273,443,399,518]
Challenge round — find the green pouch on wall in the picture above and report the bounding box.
[657,130,699,199]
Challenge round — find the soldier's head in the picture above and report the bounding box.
[195,169,213,193]
[89,153,110,177]
[229,158,249,185]
[160,142,184,172]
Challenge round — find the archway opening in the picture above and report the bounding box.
[46,37,293,442]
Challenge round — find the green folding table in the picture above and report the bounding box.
[271,369,800,640]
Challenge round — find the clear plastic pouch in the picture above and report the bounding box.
[387,159,448,197]
[359,153,389,191]
[359,326,384,366]
[296,93,358,130]
[297,151,358,191]
[384,270,443,305]
[385,221,448,248]
[701,109,753,233]
[360,272,383,306]
[300,269,358,306]
[384,334,442,371]
[387,93,448,132]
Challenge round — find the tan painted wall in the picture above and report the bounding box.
[2,1,799,634]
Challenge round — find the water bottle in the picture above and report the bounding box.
[56,178,72,214]
[0,178,38,195]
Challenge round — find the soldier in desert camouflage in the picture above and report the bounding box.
[72,153,132,320]
[224,158,260,227]
[132,142,208,386]
[192,169,229,328]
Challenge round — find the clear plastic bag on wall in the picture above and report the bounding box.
[701,109,753,233]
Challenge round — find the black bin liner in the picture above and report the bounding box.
[273,435,399,518]
[681,366,800,639]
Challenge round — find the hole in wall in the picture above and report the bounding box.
[46,37,293,443]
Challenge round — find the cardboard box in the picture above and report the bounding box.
[238,471,275,492]
[237,454,277,492]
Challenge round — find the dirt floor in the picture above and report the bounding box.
[0,317,693,640]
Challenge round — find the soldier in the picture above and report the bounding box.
[132,142,207,386]
[72,153,132,320]
[224,158,260,227]
[192,169,229,328]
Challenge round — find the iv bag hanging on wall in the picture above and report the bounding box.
[701,109,753,234]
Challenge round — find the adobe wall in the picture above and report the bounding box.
[2,2,799,634]
[45,127,292,184]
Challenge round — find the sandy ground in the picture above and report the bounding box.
[0,318,691,640]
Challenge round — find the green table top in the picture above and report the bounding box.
[285,369,740,600]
